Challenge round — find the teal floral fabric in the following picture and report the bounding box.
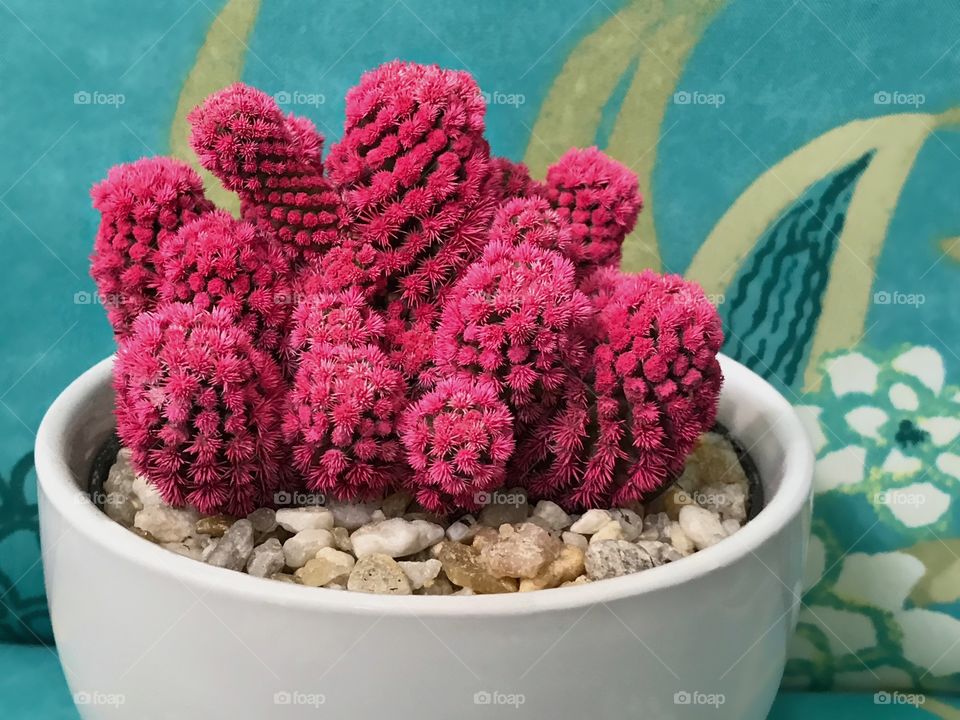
[1,0,959,696]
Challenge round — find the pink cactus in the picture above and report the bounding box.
[326,61,493,309]
[288,287,385,353]
[483,157,539,204]
[188,83,345,268]
[488,197,572,255]
[285,342,406,501]
[90,157,213,336]
[400,376,515,513]
[158,211,293,356]
[517,270,722,509]
[544,147,642,277]
[114,303,286,515]
[434,241,592,424]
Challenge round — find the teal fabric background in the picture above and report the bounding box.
[2,0,960,703]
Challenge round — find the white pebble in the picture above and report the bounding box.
[276,507,334,534]
[351,518,444,558]
[131,474,164,507]
[134,505,199,543]
[589,520,626,544]
[678,505,727,550]
[561,532,588,550]
[667,522,695,555]
[283,528,335,568]
[398,559,443,590]
[326,500,376,531]
[610,508,643,541]
[570,509,612,534]
[532,500,572,530]
[722,518,742,536]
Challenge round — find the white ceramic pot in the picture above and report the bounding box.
[37,354,812,720]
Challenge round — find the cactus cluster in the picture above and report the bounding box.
[91,61,723,517]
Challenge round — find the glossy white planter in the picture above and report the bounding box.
[37,355,812,720]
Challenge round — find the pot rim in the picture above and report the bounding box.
[36,354,812,617]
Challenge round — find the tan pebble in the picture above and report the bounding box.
[471,527,500,551]
[130,527,158,543]
[436,542,517,594]
[418,573,455,595]
[667,522,696,555]
[661,486,696,521]
[332,526,353,553]
[195,514,237,538]
[519,545,585,592]
[560,575,591,587]
[347,554,412,595]
[589,520,625,544]
[295,547,356,587]
[479,523,562,579]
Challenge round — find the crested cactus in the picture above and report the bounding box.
[92,60,723,518]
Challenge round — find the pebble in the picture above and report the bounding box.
[246,538,285,578]
[381,491,412,518]
[471,527,500,551]
[104,449,136,495]
[722,518,742,536]
[326,500,376,531]
[532,500,572,530]
[347,554,412,595]
[589,520,626,544]
[561,531,588,550]
[276,507,334,534]
[247,508,277,534]
[296,547,356,587]
[104,492,140,527]
[419,574,455,595]
[478,487,528,527]
[351,518,444,558]
[271,573,300,584]
[283,529,335,568]
[639,511,671,541]
[637,540,683,566]
[584,540,655,580]
[479,523,563,579]
[134,505,199,543]
[570,509,612,534]
[610,509,643,541]
[659,485,695,521]
[398,559,443,590]
[206,519,255,571]
[332,526,353,553]
[131,473,164,507]
[698,483,748,522]
[195,514,236,538]
[436,542,518,594]
[678,505,727,550]
[445,516,478,543]
[667,522,696,555]
[519,545,585,591]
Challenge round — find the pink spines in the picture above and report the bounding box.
[289,287,385,353]
[489,197,572,255]
[326,61,492,308]
[284,342,407,501]
[90,157,213,337]
[114,303,286,515]
[399,376,515,513]
[483,157,540,204]
[514,270,723,510]
[434,241,593,424]
[187,83,345,267]
[158,211,293,356]
[544,147,642,277]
